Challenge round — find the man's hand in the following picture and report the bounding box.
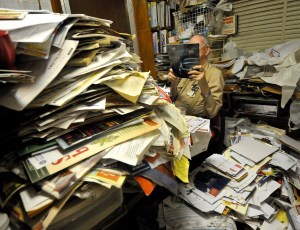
[167,68,179,84]
[188,65,210,94]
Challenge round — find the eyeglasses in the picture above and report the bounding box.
[199,44,209,50]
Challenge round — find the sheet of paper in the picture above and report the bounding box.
[230,150,255,167]
[60,43,131,79]
[249,180,281,205]
[154,103,190,138]
[270,150,297,171]
[229,138,279,163]
[261,63,300,107]
[223,200,248,215]
[27,148,64,170]
[19,186,54,212]
[112,105,145,115]
[246,204,264,218]
[103,130,160,165]
[0,40,78,111]
[260,202,276,219]
[9,22,58,43]
[232,56,246,74]
[147,154,170,169]
[186,116,210,133]
[49,66,114,107]
[173,155,189,183]
[205,153,244,176]
[53,18,78,48]
[1,13,67,30]
[101,72,148,103]
[227,170,257,192]
[178,183,223,213]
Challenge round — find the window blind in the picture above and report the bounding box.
[229,0,300,54]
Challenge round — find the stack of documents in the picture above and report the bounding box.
[177,126,300,229]
[0,9,192,229]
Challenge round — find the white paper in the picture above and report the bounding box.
[229,139,279,163]
[261,63,300,107]
[112,105,145,115]
[178,183,223,213]
[249,180,281,205]
[19,186,54,212]
[53,18,78,48]
[246,205,264,218]
[60,43,131,79]
[205,154,244,176]
[27,148,64,169]
[260,202,276,219]
[8,22,59,43]
[1,13,67,31]
[103,130,160,165]
[270,150,297,171]
[230,150,255,167]
[0,40,78,111]
[232,56,246,74]
[49,65,114,107]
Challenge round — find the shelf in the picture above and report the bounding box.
[151,26,173,31]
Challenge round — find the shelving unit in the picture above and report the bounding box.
[173,3,214,41]
[147,0,177,79]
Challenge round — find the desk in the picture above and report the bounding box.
[223,91,290,130]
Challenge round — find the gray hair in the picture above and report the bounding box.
[190,34,210,46]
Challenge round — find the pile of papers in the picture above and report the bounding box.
[175,125,300,229]
[0,9,194,229]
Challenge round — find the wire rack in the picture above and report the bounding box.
[173,3,215,40]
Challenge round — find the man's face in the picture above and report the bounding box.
[189,36,208,61]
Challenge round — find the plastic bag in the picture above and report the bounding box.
[289,99,300,130]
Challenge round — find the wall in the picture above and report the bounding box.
[68,0,131,33]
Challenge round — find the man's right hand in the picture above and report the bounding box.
[168,68,180,84]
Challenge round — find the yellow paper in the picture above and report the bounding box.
[173,155,189,183]
[103,72,148,103]
[275,210,288,223]
[222,200,248,215]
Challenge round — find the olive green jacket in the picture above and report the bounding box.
[172,62,224,118]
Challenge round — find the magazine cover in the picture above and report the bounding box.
[193,169,230,197]
[56,107,153,149]
[167,43,200,78]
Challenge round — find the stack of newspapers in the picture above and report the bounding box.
[0,9,191,229]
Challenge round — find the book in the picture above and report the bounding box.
[193,169,230,197]
[159,29,167,53]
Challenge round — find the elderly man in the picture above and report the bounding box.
[168,35,224,118]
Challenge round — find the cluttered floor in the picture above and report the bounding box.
[93,117,300,230]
